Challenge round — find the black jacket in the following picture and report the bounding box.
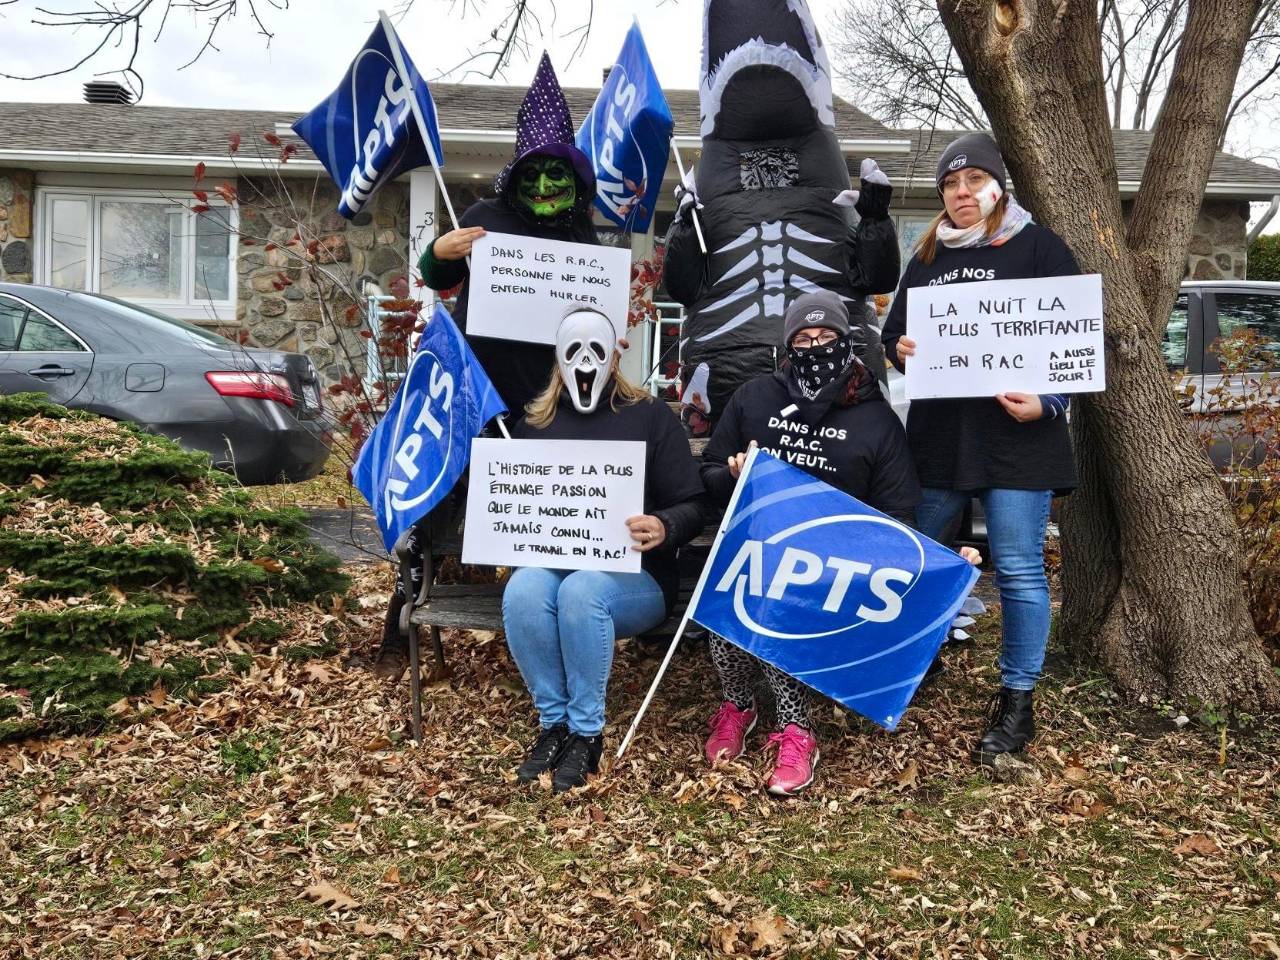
[881,223,1079,494]
[701,370,921,526]
[420,197,598,420]
[512,390,706,614]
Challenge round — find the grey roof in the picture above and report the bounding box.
[0,84,891,161]
[871,126,1280,192]
[1,89,1277,193]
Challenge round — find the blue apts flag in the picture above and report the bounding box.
[575,21,673,233]
[292,16,445,219]
[353,305,507,553]
[690,451,979,731]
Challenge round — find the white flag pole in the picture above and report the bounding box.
[670,142,707,256]
[379,10,461,231]
[615,445,760,760]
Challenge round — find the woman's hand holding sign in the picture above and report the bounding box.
[433,226,487,261]
[996,392,1043,422]
[627,515,668,552]
[896,335,917,367]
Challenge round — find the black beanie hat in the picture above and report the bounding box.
[782,291,850,346]
[936,133,1006,194]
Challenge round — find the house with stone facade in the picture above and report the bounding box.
[1,89,1277,386]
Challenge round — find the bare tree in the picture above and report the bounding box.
[833,0,1280,144]
[937,0,1278,710]
[0,0,287,98]
[0,0,593,97]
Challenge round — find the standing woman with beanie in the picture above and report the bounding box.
[700,291,980,795]
[503,308,705,794]
[881,133,1079,764]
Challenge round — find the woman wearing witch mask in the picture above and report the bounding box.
[373,54,602,680]
[417,52,600,422]
[502,308,706,794]
[700,291,980,795]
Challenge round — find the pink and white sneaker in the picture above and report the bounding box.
[704,700,757,764]
[766,724,819,796]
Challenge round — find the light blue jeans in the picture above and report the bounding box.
[915,487,1054,691]
[502,567,667,736]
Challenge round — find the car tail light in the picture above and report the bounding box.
[205,371,295,407]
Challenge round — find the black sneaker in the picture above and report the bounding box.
[551,733,603,794]
[517,724,570,783]
[974,688,1035,764]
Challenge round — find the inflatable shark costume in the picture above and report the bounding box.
[663,0,900,423]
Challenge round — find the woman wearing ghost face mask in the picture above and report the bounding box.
[502,308,706,794]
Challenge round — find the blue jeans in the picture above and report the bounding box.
[501,567,667,736]
[915,488,1053,691]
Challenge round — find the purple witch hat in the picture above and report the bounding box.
[494,52,596,204]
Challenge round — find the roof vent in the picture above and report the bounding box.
[83,81,134,105]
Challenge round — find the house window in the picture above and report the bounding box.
[37,189,236,319]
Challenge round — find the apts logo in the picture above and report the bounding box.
[339,51,413,216]
[587,66,649,224]
[382,350,455,515]
[711,514,924,640]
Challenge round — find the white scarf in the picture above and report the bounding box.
[936,183,1034,249]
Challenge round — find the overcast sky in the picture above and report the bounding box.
[1,0,1277,232]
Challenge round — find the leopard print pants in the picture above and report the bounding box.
[708,634,812,731]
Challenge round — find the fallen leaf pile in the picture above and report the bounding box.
[2,570,1277,958]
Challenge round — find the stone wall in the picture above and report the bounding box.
[232,176,412,383]
[1186,200,1250,280]
[0,169,34,283]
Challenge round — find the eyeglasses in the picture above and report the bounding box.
[790,331,839,349]
[941,170,992,195]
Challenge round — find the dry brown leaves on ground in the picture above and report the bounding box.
[1,565,1278,958]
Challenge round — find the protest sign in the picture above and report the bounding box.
[689,450,978,731]
[904,273,1105,400]
[466,232,632,345]
[462,438,645,573]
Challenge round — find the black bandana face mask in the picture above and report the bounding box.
[787,333,855,401]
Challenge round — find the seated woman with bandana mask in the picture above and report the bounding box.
[699,291,981,796]
[502,308,706,794]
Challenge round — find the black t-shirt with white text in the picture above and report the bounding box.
[701,371,921,526]
[882,223,1079,494]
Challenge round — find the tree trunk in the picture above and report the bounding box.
[936,0,1279,710]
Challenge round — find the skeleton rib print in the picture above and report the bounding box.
[693,220,858,343]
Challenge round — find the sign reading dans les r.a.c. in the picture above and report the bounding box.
[905,273,1106,400]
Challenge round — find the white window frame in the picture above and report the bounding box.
[34,185,239,322]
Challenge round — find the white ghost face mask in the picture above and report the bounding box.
[556,309,617,414]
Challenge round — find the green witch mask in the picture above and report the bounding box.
[516,157,576,217]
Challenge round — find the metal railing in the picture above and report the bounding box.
[363,289,411,391]
[644,299,686,398]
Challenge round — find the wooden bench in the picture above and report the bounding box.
[394,433,714,739]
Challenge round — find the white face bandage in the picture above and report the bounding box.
[977,180,1004,219]
[556,309,617,414]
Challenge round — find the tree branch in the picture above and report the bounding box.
[1127,0,1260,327]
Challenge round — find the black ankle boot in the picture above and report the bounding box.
[517,724,570,783]
[552,733,603,794]
[975,688,1035,763]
